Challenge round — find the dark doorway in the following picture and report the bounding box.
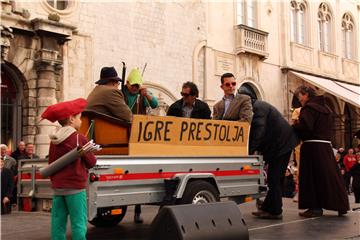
[1,64,22,150]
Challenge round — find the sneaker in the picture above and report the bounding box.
[299,209,323,218]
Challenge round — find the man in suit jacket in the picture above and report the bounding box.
[167,81,211,119]
[213,73,253,123]
[86,67,132,122]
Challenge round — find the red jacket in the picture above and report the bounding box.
[48,132,96,189]
[343,154,356,172]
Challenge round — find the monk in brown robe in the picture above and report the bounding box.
[293,86,349,217]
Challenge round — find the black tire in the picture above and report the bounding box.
[178,180,220,205]
[89,206,127,227]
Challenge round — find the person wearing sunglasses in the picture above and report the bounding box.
[167,81,211,119]
[123,68,158,115]
[213,73,253,123]
[86,66,132,122]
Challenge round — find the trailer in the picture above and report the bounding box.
[17,112,266,227]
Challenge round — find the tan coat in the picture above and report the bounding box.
[86,85,132,122]
[213,94,253,123]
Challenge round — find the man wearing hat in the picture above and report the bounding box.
[86,67,132,122]
[123,68,158,223]
[123,68,158,115]
[41,98,97,240]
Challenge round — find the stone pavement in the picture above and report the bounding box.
[1,196,360,240]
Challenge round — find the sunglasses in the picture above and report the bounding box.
[180,92,193,97]
[130,84,140,88]
[223,82,236,87]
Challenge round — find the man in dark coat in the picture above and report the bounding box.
[11,141,26,160]
[167,81,211,119]
[238,86,299,219]
[349,155,360,203]
[293,86,349,217]
[1,159,14,214]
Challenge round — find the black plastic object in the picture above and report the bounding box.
[150,201,249,240]
[39,147,79,178]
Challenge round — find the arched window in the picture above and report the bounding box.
[290,0,307,45]
[41,0,77,16]
[236,0,257,28]
[318,3,332,52]
[341,13,355,59]
[46,0,68,10]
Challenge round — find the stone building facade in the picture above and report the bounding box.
[1,0,359,157]
[201,1,359,149]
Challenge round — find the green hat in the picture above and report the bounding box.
[127,68,143,86]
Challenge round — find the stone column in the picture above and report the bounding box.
[30,18,76,157]
[34,49,62,157]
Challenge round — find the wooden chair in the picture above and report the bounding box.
[79,110,131,155]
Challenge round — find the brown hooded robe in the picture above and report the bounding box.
[293,96,349,211]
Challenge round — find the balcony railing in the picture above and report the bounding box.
[235,24,269,59]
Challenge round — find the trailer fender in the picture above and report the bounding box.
[172,173,220,199]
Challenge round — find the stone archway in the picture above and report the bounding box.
[1,7,76,156]
[238,80,264,100]
[1,62,25,150]
[142,82,177,116]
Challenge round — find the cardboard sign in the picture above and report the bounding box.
[129,115,249,156]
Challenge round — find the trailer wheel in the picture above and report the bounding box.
[178,180,219,205]
[89,206,127,227]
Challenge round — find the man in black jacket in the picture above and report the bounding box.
[11,141,26,160]
[238,86,299,219]
[1,159,14,214]
[167,82,211,119]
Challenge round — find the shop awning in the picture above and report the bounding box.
[289,71,360,108]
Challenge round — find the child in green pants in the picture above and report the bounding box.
[42,98,97,240]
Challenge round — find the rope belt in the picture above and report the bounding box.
[303,140,332,145]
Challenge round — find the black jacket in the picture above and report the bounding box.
[167,99,211,119]
[250,100,299,162]
[350,163,360,191]
[11,149,25,160]
[1,168,14,199]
